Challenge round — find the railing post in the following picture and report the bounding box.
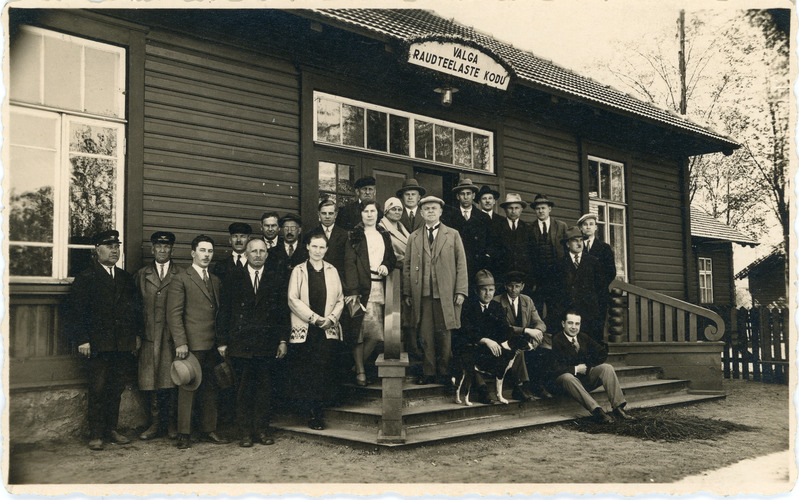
[375,269,408,444]
[608,287,625,343]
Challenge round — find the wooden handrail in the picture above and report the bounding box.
[610,279,725,342]
[383,269,403,359]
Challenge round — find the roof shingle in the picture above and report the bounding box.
[691,209,758,245]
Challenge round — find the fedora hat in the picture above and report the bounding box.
[171,352,202,391]
[577,213,598,226]
[531,194,555,207]
[499,193,527,209]
[561,226,584,243]
[396,178,426,197]
[477,185,500,200]
[214,357,236,390]
[451,178,479,194]
[474,269,495,287]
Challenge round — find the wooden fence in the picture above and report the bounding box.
[714,307,789,384]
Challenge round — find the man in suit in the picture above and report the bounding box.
[549,311,634,423]
[477,185,505,225]
[67,230,141,450]
[578,213,617,344]
[530,194,568,323]
[456,270,534,403]
[445,178,490,284]
[494,270,553,399]
[260,211,282,251]
[403,196,468,385]
[306,198,348,278]
[213,222,252,285]
[272,213,308,273]
[336,176,382,230]
[218,237,288,447]
[136,231,181,441]
[553,226,605,345]
[492,193,536,297]
[396,178,426,234]
[166,235,228,449]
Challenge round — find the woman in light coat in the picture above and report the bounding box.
[287,233,345,430]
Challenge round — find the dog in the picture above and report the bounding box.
[455,335,535,405]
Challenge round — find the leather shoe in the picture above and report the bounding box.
[176,434,191,449]
[168,425,178,440]
[239,436,253,448]
[308,418,325,430]
[416,375,435,385]
[512,385,534,402]
[592,407,615,424]
[613,405,636,421]
[109,430,130,445]
[531,383,554,399]
[139,422,161,440]
[88,438,104,451]
[200,431,229,444]
[256,431,275,445]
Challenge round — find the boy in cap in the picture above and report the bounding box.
[336,176,383,231]
[403,195,468,385]
[136,231,181,440]
[66,230,142,450]
[578,213,617,343]
[213,222,253,285]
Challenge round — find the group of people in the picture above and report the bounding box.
[66,174,631,452]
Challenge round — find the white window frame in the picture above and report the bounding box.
[698,257,714,303]
[588,155,628,282]
[9,27,126,282]
[313,91,495,173]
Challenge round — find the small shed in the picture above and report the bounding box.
[735,243,786,308]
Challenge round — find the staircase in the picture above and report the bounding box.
[272,351,725,446]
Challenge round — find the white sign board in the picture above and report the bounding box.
[407,41,510,90]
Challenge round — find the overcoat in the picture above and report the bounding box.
[135,261,181,390]
[377,218,409,267]
[67,260,141,352]
[166,265,221,351]
[553,251,603,326]
[586,237,617,313]
[444,205,490,279]
[344,224,397,306]
[402,223,469,330]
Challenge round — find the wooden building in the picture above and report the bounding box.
[6,8,738,442]
[735,244,787,308]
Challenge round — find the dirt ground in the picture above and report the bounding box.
[6,379,791,492]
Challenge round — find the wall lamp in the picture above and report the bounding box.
[434,86,459,107]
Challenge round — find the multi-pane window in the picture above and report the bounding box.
[588,156,627,281]
[318,161,356,209]
[314,92,493,172]
[9,26,126,280]
[698,257,714,303]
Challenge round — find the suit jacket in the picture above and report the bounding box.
[213,253,247,288]
[166,265,221,351]
[550,330,608,377]
[67,260,141,352]
[217,259,288,358]
[585,237,617,291]
[344,225,397,306]
[494,293,547,336]
[135,260,181,389]
[490,218,536,281]
[399,207,425,234]
[336,199,383,231]
[530,217,568,266]
[444,204,490,279]
[271,239,309,274]
[306,224,348,277]
[554,251,603,323]
[403,222,469,330]
[455,296,515,352]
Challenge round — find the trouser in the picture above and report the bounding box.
[232,355,274,437]
[176,350,218,435]
[418,297,451,376]
[554,363,626,412]
[532,266,557,324]
[87,351,134,439]
[145,388,177,430]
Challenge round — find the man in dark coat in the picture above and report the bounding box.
[135,231,181,441]
[477,185,506,226]
[306,198,348,278]
[336,176,382,231]
[213,222,252,286]
[67,230,142,450]
[396,178,426,234]
[549,311,634,423]
[491,193,536,296]
[260,211,282,251]
[271,213,308,274]
[578,213,617,343]
[218,237,288,447]
[553,227,605,345]
[444,178,490,284]
[529,194,568,323]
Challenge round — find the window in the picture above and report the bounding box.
[314,92,494,173]
[9,26,126,281]
[698,257,714,303]
[588,156,628,281]
[318,161,356,209]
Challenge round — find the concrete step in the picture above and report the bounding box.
[271,391,725,446]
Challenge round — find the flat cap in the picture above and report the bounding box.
[279,213,302,226]
[354,176,376,190]
[228,222,253,235]
[419,196,445,208]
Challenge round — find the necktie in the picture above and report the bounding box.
[463,210,469,221]
[325,227,331,240]
[287,244,294,257]
[202,268,211,291]
[481,304,487,313]
[572,337,580,352]
[236,255,243,268]
[586,240,592,253]
[512,220,517,231]
[409,210,415,227]
[542,222,548,240]
[253,270,259,294]
[428,225,437,246]
[158,263,165,280]
[514,300,523,327]
[108,266,114,279]
[574,254,580,268]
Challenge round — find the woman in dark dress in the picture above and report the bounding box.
[287,233,345,430]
